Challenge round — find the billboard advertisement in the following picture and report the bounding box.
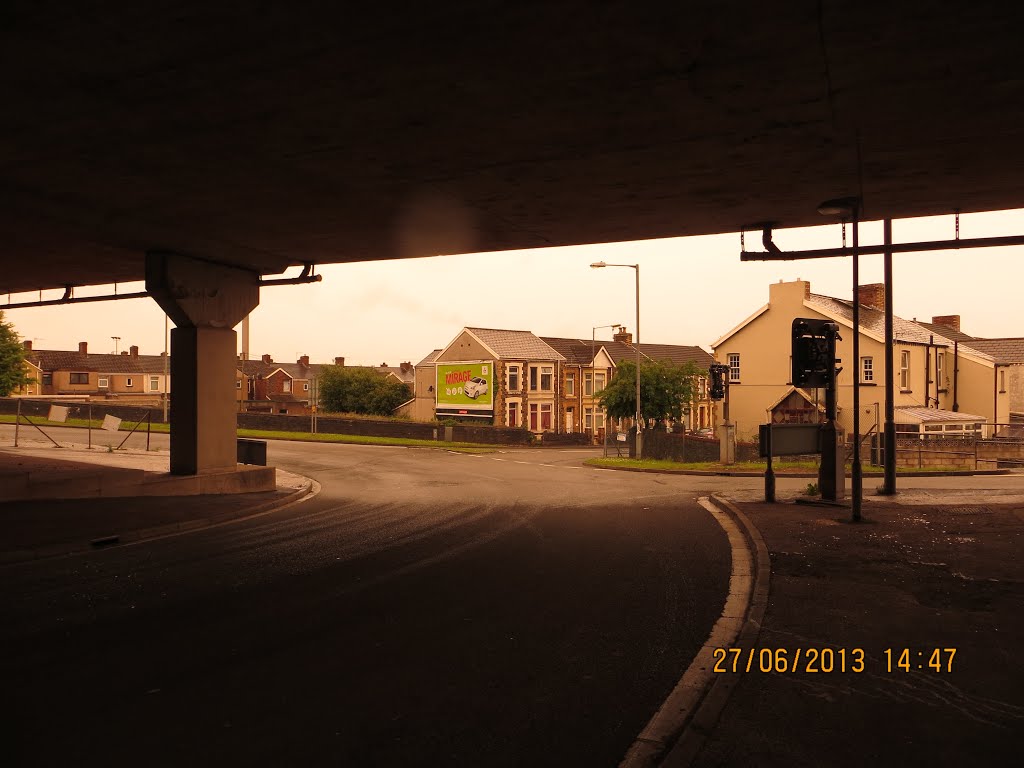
[435,361,494,417]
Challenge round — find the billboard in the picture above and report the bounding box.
[435,361,494,417]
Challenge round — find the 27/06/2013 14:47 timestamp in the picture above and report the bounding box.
[713,648,957,674]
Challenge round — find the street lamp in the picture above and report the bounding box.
[817,197,863,523]
[591,261,642,457]
[592,323,622,455]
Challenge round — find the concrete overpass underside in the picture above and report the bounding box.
[3,2,1023,475]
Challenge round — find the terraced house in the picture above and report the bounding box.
[415,326,715,439]
[20,340,169,404]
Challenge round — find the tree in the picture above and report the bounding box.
[317,365,412,416]
[596,359,702,425]
[0,311,32,397]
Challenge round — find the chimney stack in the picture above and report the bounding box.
[931,314,961,333]
[857,283,885,309]
[23,340,31,351]
[78,341,88,354]
[400,361,413,374]
[121,351,128,356]
[130,345,138,357]
[298,355,309,367]
[613,327,633,344]
[334,357,345,366]
[261,354,273,364]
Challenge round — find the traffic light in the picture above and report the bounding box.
[708,363,728,400]
[791,318,841,388]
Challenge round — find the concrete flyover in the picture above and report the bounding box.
[4,3,1024,476]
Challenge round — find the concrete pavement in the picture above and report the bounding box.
[676,482,1024,767]
[0,439,313,562]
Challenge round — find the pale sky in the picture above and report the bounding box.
[7,209,1023,366]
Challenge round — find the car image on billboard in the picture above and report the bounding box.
[464,376,488,399]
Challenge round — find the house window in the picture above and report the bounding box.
[584,372,593,396]
[42,372,53,386]
[565,373,575,396]
[303,382,309,391]
[70,372,89,385]
[507,365,521,392]
[728,354,741,382]
[594,373,606,392]
[900,351,911,389]
[936,352,945,390]
[584,407,593,431]
[507,399,521,428]
[861,357,874,383]
[529,365,553,391]
[149,376,160,391]
[698,377,707,399]
[125,377,133,387]
[98,377,109,388]
[283,379,292,392]
[236,380,242,389]
[595,409,605,431]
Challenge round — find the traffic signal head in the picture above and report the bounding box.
[792,318,841,388]
[708,363,728,400]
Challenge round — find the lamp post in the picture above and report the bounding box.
[592,323,622,455]
[817,197,863,523]
[162,314,169,423]
[591,261,642,457]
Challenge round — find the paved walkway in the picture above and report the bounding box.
[0,441,311,562]
[686,487,1024,767]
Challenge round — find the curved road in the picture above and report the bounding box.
[3,440,749,766]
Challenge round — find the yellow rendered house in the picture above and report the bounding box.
[711,280,1012,443]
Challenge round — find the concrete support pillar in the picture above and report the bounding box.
[169,327,239,474]
[146,251,259,475]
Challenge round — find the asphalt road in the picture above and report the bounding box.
[4,441,747,767]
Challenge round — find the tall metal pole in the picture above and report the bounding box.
[162,314,169,423]
[851,208,863,522]
[634,264,642,459]
[881,218,897,495]
[591,323,621,455]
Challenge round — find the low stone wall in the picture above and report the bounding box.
[236,411,534,445]
[239,412,434,439]
[643,431,721,463]
[537,432,590,446]
[0,398,163,424]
